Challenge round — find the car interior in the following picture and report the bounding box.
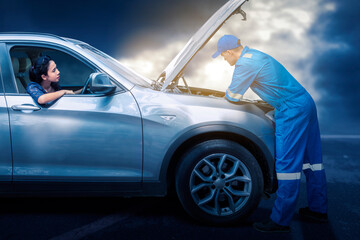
[10,47,95,94]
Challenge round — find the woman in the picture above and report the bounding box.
[27,55,74,105]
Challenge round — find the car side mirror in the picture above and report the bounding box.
[89,73,116,94]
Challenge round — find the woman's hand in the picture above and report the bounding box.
[74,88,83,94]
[63,90,75,95]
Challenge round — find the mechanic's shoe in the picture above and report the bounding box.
[299,207,328,223]
[253,219,290,233]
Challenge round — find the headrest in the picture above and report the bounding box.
[11,57,19,74]
[19,58,32,72]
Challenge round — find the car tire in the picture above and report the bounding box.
[175,139,264,224]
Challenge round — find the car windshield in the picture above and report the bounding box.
[76,43,152,88]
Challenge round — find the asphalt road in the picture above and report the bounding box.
[0,137,359,240]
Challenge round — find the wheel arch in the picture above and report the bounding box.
[160,125,277,195]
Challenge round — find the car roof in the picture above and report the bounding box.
[0,32,69,42]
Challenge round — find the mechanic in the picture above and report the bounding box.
[212,35,328,233]
[27,55,76,105]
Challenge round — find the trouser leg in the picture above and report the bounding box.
[270,107,308,226]
[271,179,301,226]
[303,107,328,213]
[304,169,327,213]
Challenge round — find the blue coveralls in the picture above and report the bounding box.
[226,46,328,226]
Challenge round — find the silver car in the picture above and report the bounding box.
[0,0,275,224]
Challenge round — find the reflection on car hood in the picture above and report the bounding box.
[160,0,248,91]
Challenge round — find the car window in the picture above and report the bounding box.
[9,46,94,93]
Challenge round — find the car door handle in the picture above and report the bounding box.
[11,104,41,111]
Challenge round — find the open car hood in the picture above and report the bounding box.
[159,0,248,91]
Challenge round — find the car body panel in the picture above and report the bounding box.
[130,85,275,182]
[0,45,13,181]
[0,95,12,181]
[5,93,143,182]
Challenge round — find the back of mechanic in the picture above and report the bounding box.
[212,35,328,233]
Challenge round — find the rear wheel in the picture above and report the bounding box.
[175,139,264,224]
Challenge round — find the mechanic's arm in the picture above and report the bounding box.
[225,89,244,102]
[37,90,74,105]
[225,63,257,103]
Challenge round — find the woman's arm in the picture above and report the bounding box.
[37,90,74,105]
[73,88,83,94]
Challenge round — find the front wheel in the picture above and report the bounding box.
[175,139,264,224]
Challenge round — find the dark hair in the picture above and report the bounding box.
[29,55,53,83]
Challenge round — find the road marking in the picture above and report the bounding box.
[321,135,360,139]
[50,213,131,240]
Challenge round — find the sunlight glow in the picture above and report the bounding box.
[118,0,322,100]
[119,41,185,80]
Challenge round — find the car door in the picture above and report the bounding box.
[0,44,12,185]
[2,43,143,191]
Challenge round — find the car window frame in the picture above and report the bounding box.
[0,43,11,94]
[0,57,4,94]
[4,42,126,97]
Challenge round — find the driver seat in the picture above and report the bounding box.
[11,56,31,93]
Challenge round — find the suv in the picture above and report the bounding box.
[0,0,276,224]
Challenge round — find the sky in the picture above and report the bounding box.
[0,0,359,134]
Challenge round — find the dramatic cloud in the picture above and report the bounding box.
[119,0,322,100]
[309,0,360,134]
[119,0,360,134]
